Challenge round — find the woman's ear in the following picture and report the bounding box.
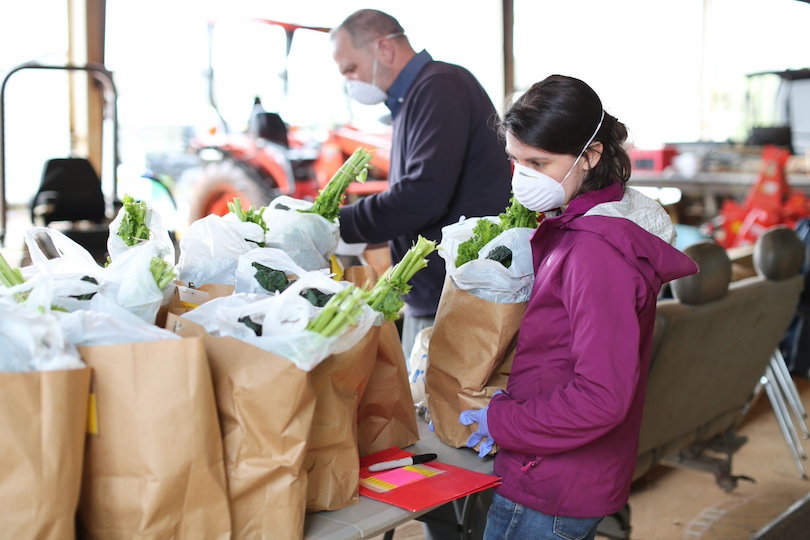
[585,142,604,170]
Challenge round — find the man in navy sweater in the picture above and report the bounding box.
[331,9,512,361]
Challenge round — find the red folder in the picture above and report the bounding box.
[359,447,501,513]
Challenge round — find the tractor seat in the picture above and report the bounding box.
[249,111,290,148]
[31,157,107,226]
[29,157,110,264]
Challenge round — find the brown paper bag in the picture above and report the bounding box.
[425,276,526,449]
[304,325,380,512]
[342,265,421,457]
[357,320,421,456]
[0,367,90,540]
[156,283,235,328]
[171,315,315,540]
[76,338,230,540]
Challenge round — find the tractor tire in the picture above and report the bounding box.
[179,159,280,225]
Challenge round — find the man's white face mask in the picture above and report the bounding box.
[511,110,605,212]
[345,32,402,106]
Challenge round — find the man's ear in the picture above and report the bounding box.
[376,37,396,65]
[585,142,604,170]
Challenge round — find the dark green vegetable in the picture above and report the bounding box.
[485,245,513,268]
[118,194,150,246]
[252,262,290,293]
[300,288,334,308]
[455,195,539,268]
[70,276,99,300]
[239,315,263,336]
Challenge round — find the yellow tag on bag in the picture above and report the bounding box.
[330,254,344,281]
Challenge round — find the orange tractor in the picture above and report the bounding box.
[173,18,391,226]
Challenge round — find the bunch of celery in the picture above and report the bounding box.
[307,284,368,337]
[150,257,176,290]
[366,235,437,321]
[455,195,539,268]
[0,252,27,302]
[118,194,150,246]
[300,147,373,223]
[228,197,268,246]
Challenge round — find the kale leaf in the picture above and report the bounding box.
[485,245,513,268]
[252,262,290,293]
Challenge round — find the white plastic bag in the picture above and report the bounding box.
[100,242,167,324]
[438,217,535,304]
[107,197,176,264]
[262,195,339,271]
[181,272,378,371]
[234,247,314,294]
[22,227,107,311]
[57,294,181,346]
[0,302,85,372]
[175,213,265,286]
[408,326,432,414]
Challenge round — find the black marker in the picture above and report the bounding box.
[368,453,438,472]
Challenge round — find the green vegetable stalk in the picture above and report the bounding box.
[0,252,28,302]
[300,147,373,223]
[366,235,437,321]
[0,252,25,288]
[228,197,268,246]
[455,194,539,268]
[307,284,367,337]
[118,194,150,246]
[150,257,176,290]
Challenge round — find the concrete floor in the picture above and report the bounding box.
[376,379,810,540]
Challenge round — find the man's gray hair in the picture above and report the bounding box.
[331,9,405,47]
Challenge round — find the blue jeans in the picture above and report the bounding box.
[483,493,602,540]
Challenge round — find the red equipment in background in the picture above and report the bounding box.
[704,145,810,248]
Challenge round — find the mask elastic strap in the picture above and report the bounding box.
[371,32,404,86]
[561,109,605,185]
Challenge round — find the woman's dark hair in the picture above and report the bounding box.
[499,75,632,195]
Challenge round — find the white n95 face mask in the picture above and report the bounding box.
[511,163,567,212]
[345,79,387,105]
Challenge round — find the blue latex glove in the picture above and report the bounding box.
[459,406,494,458]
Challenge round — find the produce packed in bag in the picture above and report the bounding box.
[347,236,437,457]
[107,193,175,265]
[169,269,378,538]
[21,227,175,325]
[426,195,540,453]
[175,201,267,287]
[0,297,90,540]
[179,270,377,370]
[234,246,314,294]
[262,148,372,271]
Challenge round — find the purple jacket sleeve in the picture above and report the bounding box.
[488,240,646,456]
[338,73,473,244]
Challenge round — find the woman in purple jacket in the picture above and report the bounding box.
[458,75,698,539]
